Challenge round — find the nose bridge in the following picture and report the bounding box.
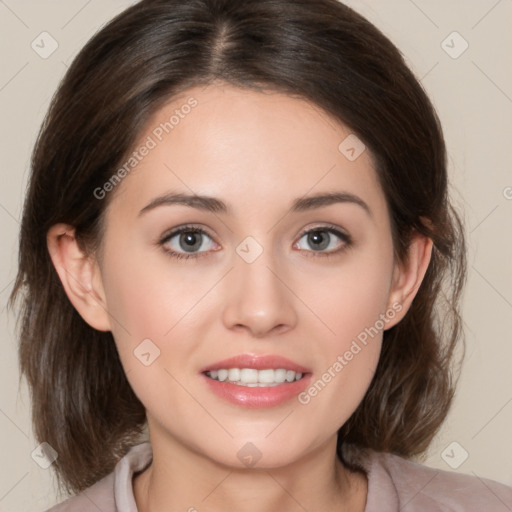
[221,237,297,336]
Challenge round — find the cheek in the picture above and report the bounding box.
[101,242,203,340]
[295,238,392,416]
[99,246,212,409]
[295,265,390,441]
[306,237,394,349]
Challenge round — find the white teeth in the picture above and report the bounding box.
[228,368,240,381]
[206,368,305,386]
[274,369,287,383]
[285,370,295,382]
[258,369,275,383]
[240,368,258,383]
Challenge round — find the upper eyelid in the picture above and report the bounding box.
[160,224,216,243]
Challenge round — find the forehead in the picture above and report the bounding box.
[107,83,387,221]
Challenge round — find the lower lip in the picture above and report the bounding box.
[201,373,312,408]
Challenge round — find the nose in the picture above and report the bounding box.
[221,252,298,338]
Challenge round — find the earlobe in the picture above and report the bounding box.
[47,223,111,332]
[385,232,434,329]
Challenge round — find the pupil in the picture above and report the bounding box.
[309,231,329,250]
[181,232,201,252]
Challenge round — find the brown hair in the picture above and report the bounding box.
[9,0,466,495]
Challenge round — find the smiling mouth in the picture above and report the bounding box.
[204,368,305,387]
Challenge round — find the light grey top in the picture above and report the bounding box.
[46,442,512,511]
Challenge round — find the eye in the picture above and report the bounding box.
[158,224,352,261]
[159,225,218,260]
[294,225,352,257]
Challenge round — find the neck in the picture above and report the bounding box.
[133,424,368,512]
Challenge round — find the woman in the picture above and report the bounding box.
[9,0,512,510]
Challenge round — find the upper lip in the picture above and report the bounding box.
[200,354,311,374]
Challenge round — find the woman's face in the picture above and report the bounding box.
[95,83,402,468]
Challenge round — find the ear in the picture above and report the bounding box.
[47,223,111,331]
[384,231,433,330]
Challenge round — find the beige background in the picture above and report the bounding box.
[1,0,511,510]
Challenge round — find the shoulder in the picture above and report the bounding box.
[44,442,153,512]
[365,449,512,512]
[44,472,115,512]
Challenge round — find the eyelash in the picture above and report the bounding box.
[158,224,353,261]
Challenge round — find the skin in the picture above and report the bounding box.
[47,83,432,511]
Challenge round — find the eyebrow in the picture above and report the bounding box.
[138,191,372,218]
